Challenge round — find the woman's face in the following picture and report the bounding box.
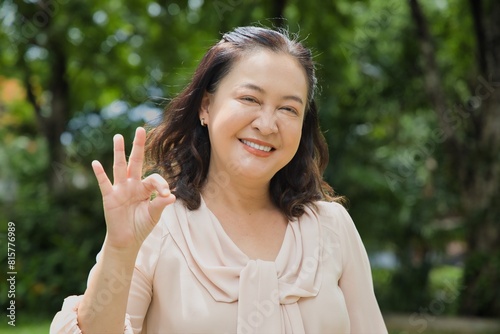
[200,49,308,184]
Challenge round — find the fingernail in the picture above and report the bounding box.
[161,189,170,196]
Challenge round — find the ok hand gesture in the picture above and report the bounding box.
[91,127,176,252]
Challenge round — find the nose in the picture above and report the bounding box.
[252,108,278,135]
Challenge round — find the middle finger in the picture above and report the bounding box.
[113,134,127,184]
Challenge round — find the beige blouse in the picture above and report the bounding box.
[51,199,387,334]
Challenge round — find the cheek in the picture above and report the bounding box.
[211,101,252,127]
[282,121,303,147]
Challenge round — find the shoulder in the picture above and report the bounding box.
[306,201,363,248]
[314,200,349,218]
[310,201,370,271]
[303,201,360,271]
[308,201,354,232]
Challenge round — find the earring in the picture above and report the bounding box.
[200,118,206,127]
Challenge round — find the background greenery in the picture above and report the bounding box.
[1,0,499,330]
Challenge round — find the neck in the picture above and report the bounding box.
[201,170,275,214]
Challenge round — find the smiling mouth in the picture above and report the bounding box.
[240,139,274,152]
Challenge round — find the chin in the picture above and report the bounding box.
[241,168,274,181]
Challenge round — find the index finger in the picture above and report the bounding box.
[92,160,113,196]
[127,127,146,179]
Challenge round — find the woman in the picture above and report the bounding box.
[51,26,387,333]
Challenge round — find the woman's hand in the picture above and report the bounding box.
[91,127,176,251]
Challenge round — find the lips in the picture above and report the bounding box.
[240,139,273,152]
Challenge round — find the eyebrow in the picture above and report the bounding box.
[239,83,304,105]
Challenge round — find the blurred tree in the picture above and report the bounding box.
[408,0,500,316]
[0,0,221,313]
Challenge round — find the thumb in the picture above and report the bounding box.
[141,173,174,223]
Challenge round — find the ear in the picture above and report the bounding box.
[199,91,212,125]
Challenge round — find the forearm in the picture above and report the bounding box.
[77,244,138,333]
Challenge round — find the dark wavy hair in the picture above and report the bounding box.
[145,26,342,220]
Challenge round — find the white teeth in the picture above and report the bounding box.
[241,139,272,152]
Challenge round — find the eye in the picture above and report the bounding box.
[240,96,259,104]
[280,106,299,115]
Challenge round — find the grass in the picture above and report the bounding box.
[0,315,51,334]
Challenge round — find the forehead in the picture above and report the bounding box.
[218,50,309,99]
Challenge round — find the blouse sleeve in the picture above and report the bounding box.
[50,221,165,334]
[335,203,388,334]
[49,288,134,334]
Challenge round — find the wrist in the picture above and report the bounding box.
[101,240,140,265]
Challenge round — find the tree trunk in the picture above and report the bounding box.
[19,1,70,194]
[459,0,500,317]
[409,0,500,316]
[270,0,287,28]
[46,42,70,194]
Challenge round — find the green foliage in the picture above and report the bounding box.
[429,265,463,315]
[375,265,463,315]
[0,130,104,314]
[460,250,500,315]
